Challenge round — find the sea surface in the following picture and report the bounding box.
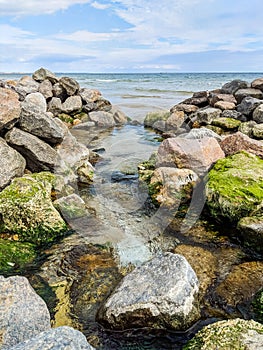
[1,72,263,121]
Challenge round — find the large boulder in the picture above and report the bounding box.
[144,110,170,127]
[253,104,263,123]
[251,77,263,91]
[220,132,263,158]
[205,151,263,223]
[8,326,95,350]
[0,87,21,130]
[156,136,225,176]
[183,318,263,350]
[98,252,200,331]
[195,107,222,125]
[14,76,39,100]
[221,79,249,94]
[236,96,262,116]
[0,138,26,190]
[38,79,53,99]
[5,127,59,172]
[0,275,50,349]
[59,76,79,96]
[234,88,263,104]
[32,67,58,84]
[88,111,116,127]
[62,95,82,114]
[253,123,263,139]
[20,92,47,117]
[0,172,67,245]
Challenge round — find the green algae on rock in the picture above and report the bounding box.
[0,172,67,245]
[0,239,36,274]
[205,151,263,223]
[183,318,263,350]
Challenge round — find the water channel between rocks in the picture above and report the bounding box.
[25,123,262,349]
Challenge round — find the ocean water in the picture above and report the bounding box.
[1,72,263,121]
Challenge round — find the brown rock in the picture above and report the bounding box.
[170,103,198,114]
[251,77,263,91]
[220,132,263,158]
[166,110,185,131]
[0,87,21,130]
[214,101,236,110]
[209,93,237,107]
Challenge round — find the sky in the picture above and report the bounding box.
[0,0,263,73]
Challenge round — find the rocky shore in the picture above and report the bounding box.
[0,69,262,349]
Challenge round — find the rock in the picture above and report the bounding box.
[221,79,249,94]
[78,88,102,103]
[0,138,26,190]
[253,104,263,123]
[0,87,21,130]
[52,83,66,100]
[20,111,66,145]
[251,77,263,91]
[0,172,67,245]
[238,215,263,253]
[98,252,200,331]
[235,88,263,104]
[54,193,89,221]
[0,275,50,349]
[47,97,63,116]
[184,318,263,350]
[182,91,208,107]
[21,92,47,117]
[181,127,222,141]
[5,127,59,172]
[88,111,115,127]
[211,117,241,130]
[62,95,82,114]
[170,103,198,114]
[221,109,243,120]
[156,136,225,176]
[196,107,222,124]
[165,110,185,131]
[236,96,262,116]
[214,100,236,110]
[220,132,263,158]
[253,123,263,139]
[149,167,199,207]
[239,121,257,137]
[38,79,53,99]
[8,326,95,350]
[14,76,39,100]
[205,151,263,223]
[152,120,166,132]
[32,67,58,84]
[208,92,237,106]
[144,110,170,127]
[110,106,128,124]
[59,76,80,96]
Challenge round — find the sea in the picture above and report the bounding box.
[1,72,263,122]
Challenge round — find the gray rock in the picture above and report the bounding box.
[152,120,166,132]
[236,96,262,116]
[166,110,185,131]
[181,127,222,141]
[38,79,53,99]
[144,110,170,127]
[52,83,66,100]
[32,67,58,84]
[238,215,263,253]
[253,103,263,123]
[110,106,128,124]
[98,252,200,331]
[78,88,102,103]
[0,138,26,190]
[48,97,63,116]
[62,95,82,114]
[88,111,116,127]
[21,92,47,118]
[0,87,21,130]
[54,193,89,220]
[252,123,263,139]
[8,326,95,350]
[208,92,237,106]
[14,76,39,100]
[196,107,222,124]
[235,88,263,104]
[20,111,66,145]
[222,109,243,120]
[239,121,257,137]
[221,79,249,94]
[170,103,198,114]
[59,76,80,96]
[5,127,59,172]
[0,275,50,349]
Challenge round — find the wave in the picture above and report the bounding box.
[121,94,161,99]
[135,88,194,95]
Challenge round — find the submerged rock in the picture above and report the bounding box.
[98,252,200,331]
[183,318,263,350]
[0,275,51,349]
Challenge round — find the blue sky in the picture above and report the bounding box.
[0,0,263,73]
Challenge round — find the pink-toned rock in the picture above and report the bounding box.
[220,132,263,158]
[170,103,198,114]
[214,101,236,111]
[156,137,225,175]
[209,93,237,107]
[166,111,185,131]
[251,77,263,91]
[0,87,21,130]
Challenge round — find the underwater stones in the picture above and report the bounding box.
[0,87,21,130]
[98,252,200,331]
[0,275,51,349]
[156,136,224,176]
[8,326,96,350]
[0,138,26,190]
[0,172,67,245]
[183,318,263,350]
[205,152,263,223]
[54,193,88,221]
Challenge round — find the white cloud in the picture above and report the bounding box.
[91,1,110,9]
[0,0,92,16]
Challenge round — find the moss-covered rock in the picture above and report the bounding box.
[183,318,263,350]
[205,152,263,223]
[211,117,241,130]
[252,288,263,323]
[0,239,36,274]
[0,172,67,245]
[144,110,170,127]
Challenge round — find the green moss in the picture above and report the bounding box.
[58,113,74,124]
[211,117,241,130]
[206,152,263,223]
[252,289,263,323]
[0,239,36,274]
[183,318,263,350]
[144,111,170,127]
